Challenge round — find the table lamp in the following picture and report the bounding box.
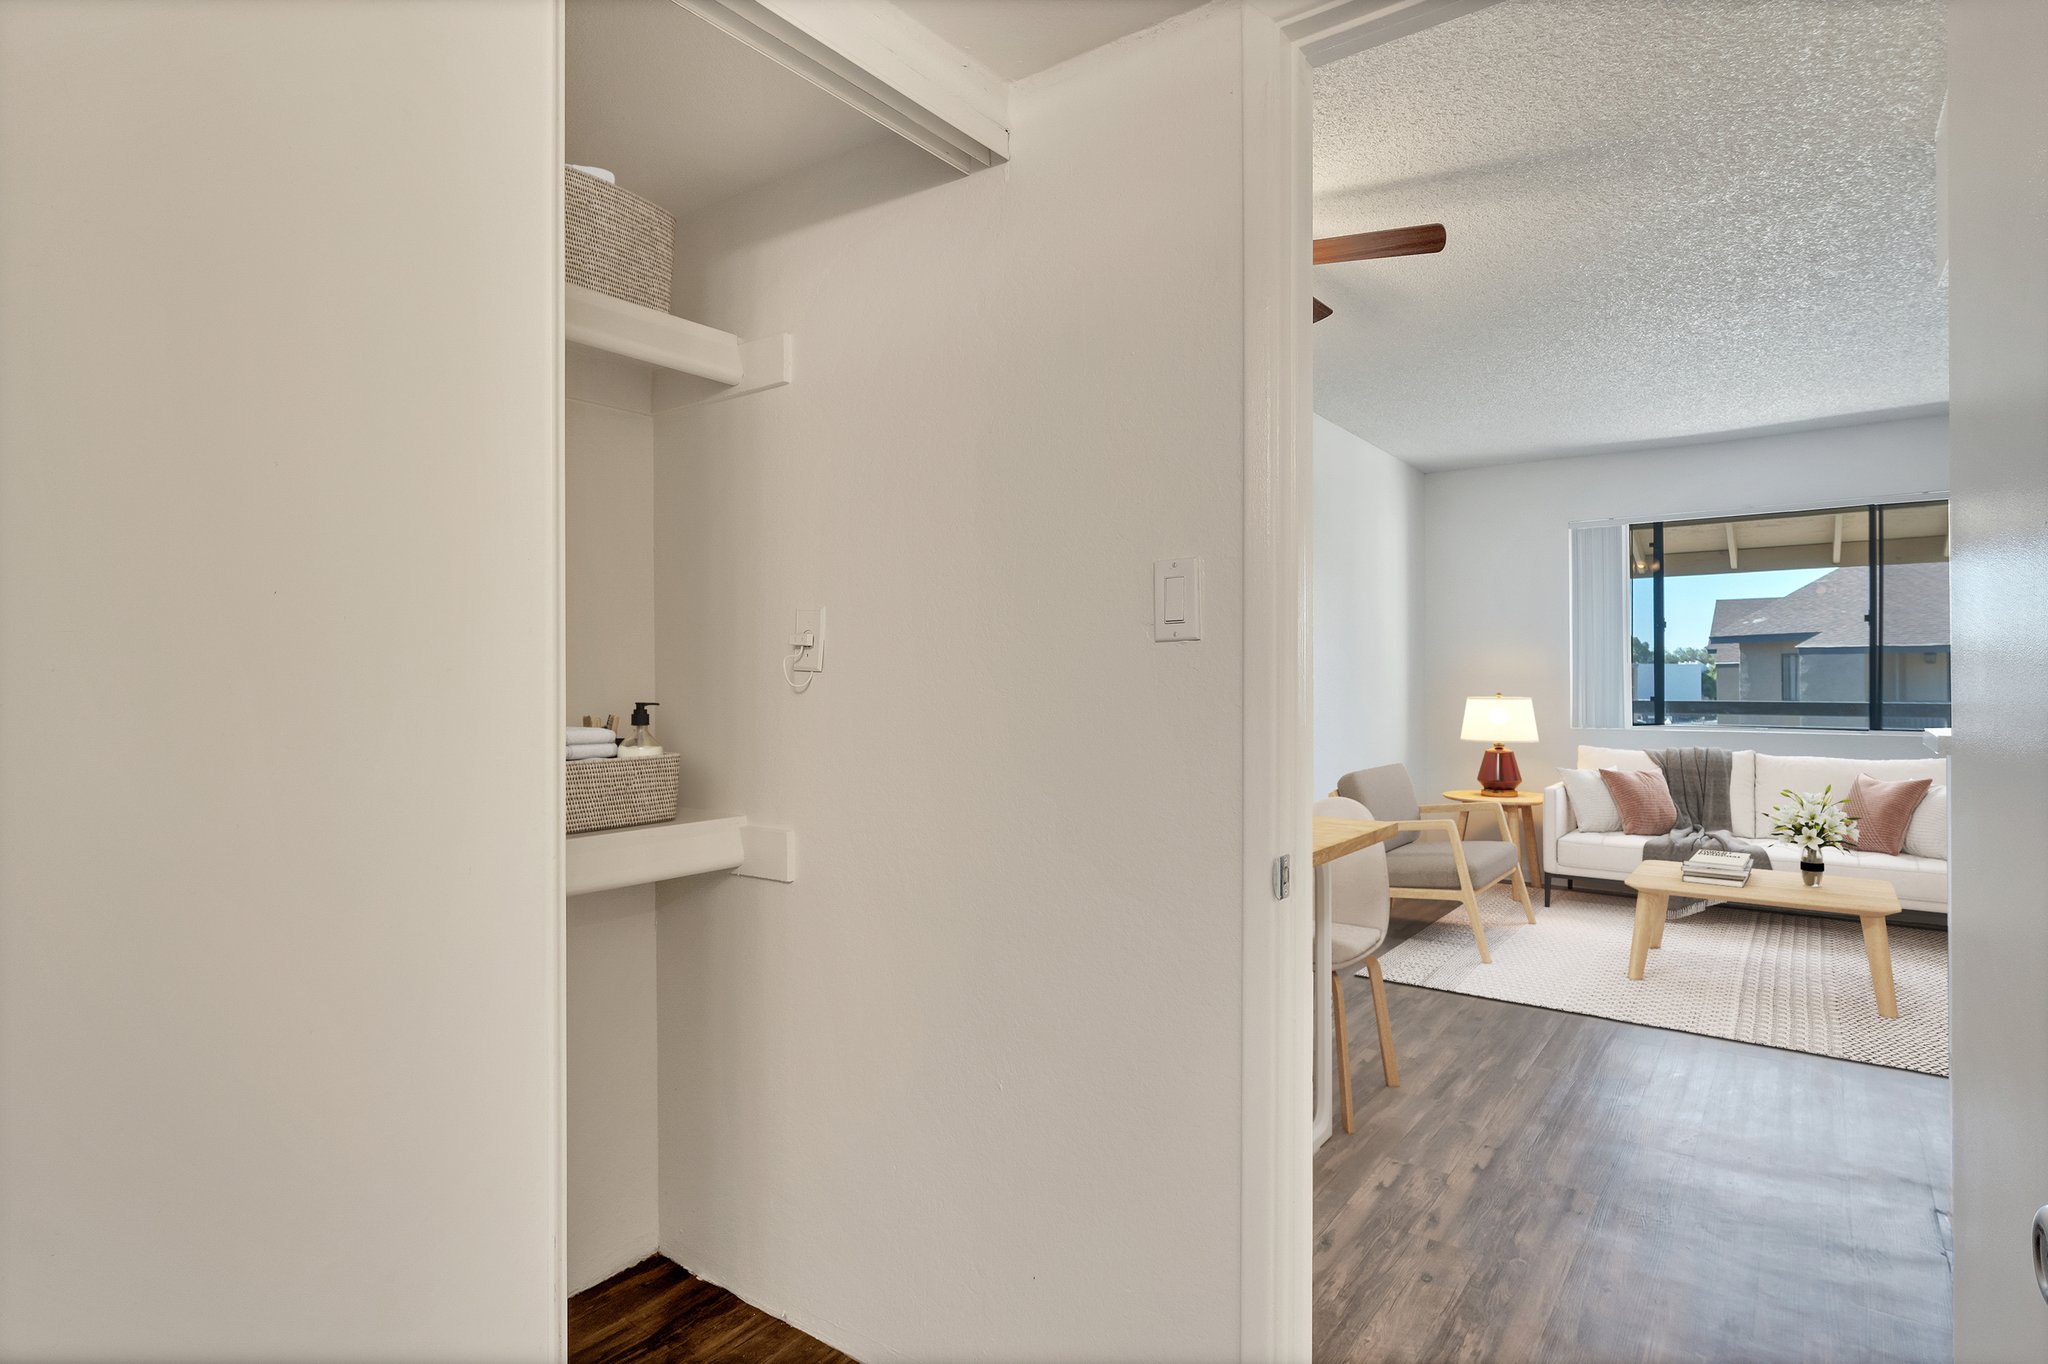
[1461,694,1538,793]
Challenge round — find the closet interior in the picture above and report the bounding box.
[560,0,992,1337]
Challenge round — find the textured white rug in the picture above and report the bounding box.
[1371,885,1950,1076]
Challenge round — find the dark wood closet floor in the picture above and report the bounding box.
[570,1257,851,1364]
[1317,964,1953,1363]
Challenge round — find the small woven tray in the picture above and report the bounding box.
[566,754,682,834]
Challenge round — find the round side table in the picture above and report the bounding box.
[1441,788,1544,886]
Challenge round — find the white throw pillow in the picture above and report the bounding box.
[1903,784,1948,860]
[1559,768,1623,832]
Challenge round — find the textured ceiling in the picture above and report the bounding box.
[890,0,1205,80]
[567,0,890,222]
[1311,0,1947,471]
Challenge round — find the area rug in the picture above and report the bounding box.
[1369,885,1950,1076]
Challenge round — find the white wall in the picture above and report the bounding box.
[565,350,660,1294]
[1415,415,1949,796]
[0,2,562,1358]
[1946,4,2048,1357]
[1312,415,1422,792]
[646,9,1267,1359]
[566,887,658,1293]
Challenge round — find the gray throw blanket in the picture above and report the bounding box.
[1644,747,1769,918]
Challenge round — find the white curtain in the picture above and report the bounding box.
[1569,523,1631,730]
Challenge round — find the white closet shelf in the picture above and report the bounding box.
[565,283,791,404]
[566,809,796,895]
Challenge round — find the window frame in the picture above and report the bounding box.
[1629,498,1949,734]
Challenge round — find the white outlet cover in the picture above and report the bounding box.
[793,606,826,672]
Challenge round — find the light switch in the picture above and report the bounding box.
[1153,558,1202,642]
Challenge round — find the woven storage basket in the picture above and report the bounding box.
[566,754,683,834]
[564,167,674,312]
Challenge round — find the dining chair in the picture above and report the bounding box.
[1314,795,1399,1134]
[1335,763,1536,965]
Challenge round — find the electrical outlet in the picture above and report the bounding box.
[792,607,826,673]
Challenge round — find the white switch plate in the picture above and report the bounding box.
[792,607,826,673]
[1153,558,1202,642]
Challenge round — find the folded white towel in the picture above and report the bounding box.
[566,726,617,746]
[566,743,618,761]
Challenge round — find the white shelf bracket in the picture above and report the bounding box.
[654,333,794,412]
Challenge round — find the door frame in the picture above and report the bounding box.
[1236,6,1315,1359]
[1238,4,1499,1357]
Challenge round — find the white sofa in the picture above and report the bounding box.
[1541,745,1950,916]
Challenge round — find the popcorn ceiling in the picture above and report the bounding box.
[1310,0,1947,471]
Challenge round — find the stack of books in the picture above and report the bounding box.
[1681,850,1753,887]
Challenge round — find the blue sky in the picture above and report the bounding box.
[1635,569,1832,650]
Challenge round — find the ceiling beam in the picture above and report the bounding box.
[1725,522,1740,569]
[1832,513,1845,564]
[675,0,1009,173]
[1255,0,1501,67]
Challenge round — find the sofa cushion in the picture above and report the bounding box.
[1554,833,1947,907]
[1578,744,1658,773]
[1600,767,1678,835]
[1844,774,1934,855]
[1904,784,1948,860]
[1756,841,1949,910]
[1559,769,1622,832]
[1555,830,1651,875]
[1576,744,1761,834]
[1387,838,1520,890]
[1753,753,1946,820]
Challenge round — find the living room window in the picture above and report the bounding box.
[1629,500,1950,731]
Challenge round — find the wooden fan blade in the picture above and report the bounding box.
[1312,298,1333,323]
[1313,222,1446,265]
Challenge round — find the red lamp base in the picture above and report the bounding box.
[1476,744,1521,793]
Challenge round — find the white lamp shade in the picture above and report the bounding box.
[1460,694,1539,744]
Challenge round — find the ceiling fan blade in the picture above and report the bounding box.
[1312,297,1333,324]
[1313,222,1446,265]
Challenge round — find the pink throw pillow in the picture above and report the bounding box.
[1598,767,1678,836]
[1844,774,1932,855]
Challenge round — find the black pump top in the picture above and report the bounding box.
[630,701,658,726]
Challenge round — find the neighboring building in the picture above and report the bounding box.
[1707,563,1950,726]
[1635,661,1706,703]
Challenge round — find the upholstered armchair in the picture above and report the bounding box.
[1334,764,1537,964]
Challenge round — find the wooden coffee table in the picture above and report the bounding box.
[1623,862,1902,1019]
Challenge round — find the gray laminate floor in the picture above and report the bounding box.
[1315,975,1952,1363]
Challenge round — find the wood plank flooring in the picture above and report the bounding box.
[570,1257,852,1364]
[1317,972,1953,1363]
[576,892,1947,1363]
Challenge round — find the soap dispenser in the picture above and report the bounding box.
[620,701,662,757]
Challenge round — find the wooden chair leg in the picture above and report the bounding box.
[1332,972,1355,1134]
[1365,957,1399,1087]
[1508,863,1537,923]
[1448,837,1493,964]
